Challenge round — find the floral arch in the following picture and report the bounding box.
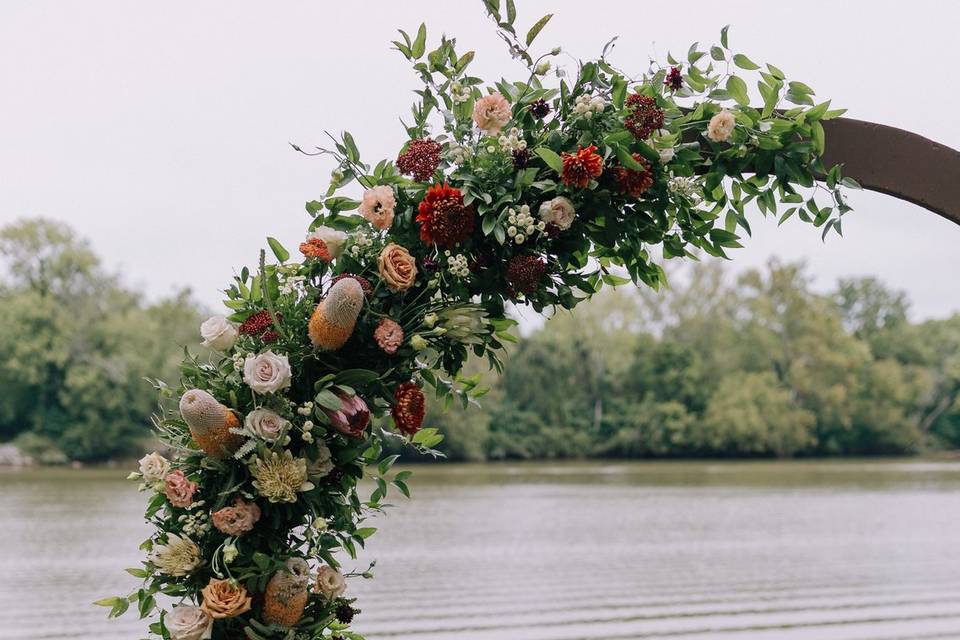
[100,3,959,639]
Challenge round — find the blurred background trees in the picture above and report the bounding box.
[2,217,959,463]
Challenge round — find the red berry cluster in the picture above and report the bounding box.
[239,310,282,343]
[624,94,664,140]
[506,254,546,296]
[397,138,443,182]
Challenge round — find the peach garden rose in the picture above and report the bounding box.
[378,243,417,291]
[200,578,252,619]
[472,92,511,134]
[707,109,736,142]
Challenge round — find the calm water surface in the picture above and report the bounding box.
[2,460,960,640]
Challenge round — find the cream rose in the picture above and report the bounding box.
[707,109,736,143]
[138,452,170,484]
[309,226,348,259]
[307,441,334,478]
[538,196,576,230]
[244,407,289,441]
[378,243,417,292]
[167,605,212,640]
[243,351,292,394]
[199,315,237,351]
[200,578,252,619]
[472,92,512,135]
[359,186,397,230]
[315,565,347,599]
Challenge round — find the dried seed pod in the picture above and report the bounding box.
[179,389,244,458]
[262,558,311,627]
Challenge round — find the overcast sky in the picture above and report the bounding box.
[2,0,958,320]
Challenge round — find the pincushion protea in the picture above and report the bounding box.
[308,277,365,351]
[263,558,311,627]
[178,389,244,458]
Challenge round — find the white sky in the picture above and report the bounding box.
[1,0,958,320]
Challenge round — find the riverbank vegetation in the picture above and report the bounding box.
[1,218,958,462]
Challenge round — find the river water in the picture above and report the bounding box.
[2,460,960,640]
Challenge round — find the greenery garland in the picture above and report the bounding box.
[102,3,857,638]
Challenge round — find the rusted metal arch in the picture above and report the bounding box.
[821,118,960,227]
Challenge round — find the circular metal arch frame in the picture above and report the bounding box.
[822,118,960,227]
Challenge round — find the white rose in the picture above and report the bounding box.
[315,565,347,599]
[243,351,292,394]
[309,226,347,259]
[538,196,576,230]
[199,315,238,351]
[200,316,237,351]
[244,408,289,442]
[138,452,170,484]
[167,605,213,640]
[307,441,334,477]
[658,146,675,163]
[707,109,736,143]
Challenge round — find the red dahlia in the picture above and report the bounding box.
[624,94,664,140]
[561,145,603,188]
[391,382,426,436]
[397,138,442,182]
[614,153,654,197]
[416,183,476,248]
[506,254,546,296]
[239,310,282,342]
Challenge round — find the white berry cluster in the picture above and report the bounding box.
[498,127,527,153]
[301,419,315,443]
[279,274,306,297]
[573,94,606,118]
[178,506,210,537]
[506,204,545,245]
[231,352,248,373]
[348,228,378,259]
[667,174,702,203]
[450,81,471,105]
[296,401,314,417]
[449,143,473,165]
[444,250,470,277]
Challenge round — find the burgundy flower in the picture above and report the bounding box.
[506,255,546,296]
[529,98,550,119]
[416,183,476,248]
[391,382,426,436]
[624,94,664,140]
[665,66,683,91]
[239,310,282,342]
[512,148,530,169]
[325,393,370,438]
[397,138,442,182]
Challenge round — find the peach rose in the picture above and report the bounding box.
[378,243,417,292]
[200,578,252,619]
[472,92,511,135]
[707,109,736,143]
[164,470,198,508]
[211,498,262,536]
[359,186,397,230]
[537,196,576,231]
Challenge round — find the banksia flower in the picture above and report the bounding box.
[625,94,664,140]
[263,558,311,627]
[331,273,373,298]
[397,138,442,182]
[506,254,546,296]
[391,382,426,436]
[613,153,654,197]
[560,145,603,188]
[416,183,476,248]
[308,278,365,351]
[179,389,244,458]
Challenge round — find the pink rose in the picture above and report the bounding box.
[212,498,262,536]
[164,470,198,508]
[472,92,511,135]
[359,186,397,230]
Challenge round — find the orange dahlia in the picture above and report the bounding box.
[614,153,654,198]
[416,183,476,248]
[561,145,603,188]
[391,382,426,436]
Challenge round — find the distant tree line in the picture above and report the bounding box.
[2,218,958,462]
